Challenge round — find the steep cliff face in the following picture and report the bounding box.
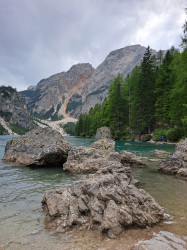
[72,45,147,117]
[21,45,155,119]
[21,63,94,118]
[0,86,32,134]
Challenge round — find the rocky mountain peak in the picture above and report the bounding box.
[20,44,157,119]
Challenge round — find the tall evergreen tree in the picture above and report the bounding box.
[130,46,156,134]
[108,73,127,138]
[154,49,175,125]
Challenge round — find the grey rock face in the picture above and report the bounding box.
[2,127,71,167]
[73,45,149,117]
[0,86,32,130]
[20,63,94,117]
[132,231,187,250]
[63,138,116,174]
[158,139,187,180]
[42,163,164,238]
[21,45,153,119]
[120,151,146,167]
[64,127,145,174]
[95,126,112,141]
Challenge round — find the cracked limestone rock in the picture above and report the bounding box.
[42,163,164,238]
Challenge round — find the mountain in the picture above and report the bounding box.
[20,63,94,119]
[73,44,149,117]
[0,86,32,134]
[20,45,155,119]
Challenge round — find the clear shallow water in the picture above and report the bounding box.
[0,136,186,250]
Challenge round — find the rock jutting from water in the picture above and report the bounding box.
[63,127,145,174]
[2,127,71,167]
[132,231,187,250]
[94,126,113,141]
[42,163,164,239]
[158,138,187,180]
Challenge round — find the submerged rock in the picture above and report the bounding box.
[42,163,164,238]
[132,231,187,250]
[158,139,187,180]
[153,150,171,159]
[2,127,71,167]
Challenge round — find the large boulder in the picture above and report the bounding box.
[42,163,164,239]
[132,231,187,250]
[2,127,71,167]
[158,139,187,180]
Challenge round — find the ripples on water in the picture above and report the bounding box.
[0,135,187,249]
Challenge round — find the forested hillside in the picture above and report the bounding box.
[75,44,187,141]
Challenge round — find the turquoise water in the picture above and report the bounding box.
[0,135,186,250]
[65,136,175,156]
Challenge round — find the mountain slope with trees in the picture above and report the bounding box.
[75,44,187,141]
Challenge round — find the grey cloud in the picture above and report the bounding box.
[0,0,186,91]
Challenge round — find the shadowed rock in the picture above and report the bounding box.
[2,127,71,167]
[158,139,187,180]
[42,163,164,238]
[120,151,146,167]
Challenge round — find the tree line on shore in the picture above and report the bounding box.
[75,42,187,141]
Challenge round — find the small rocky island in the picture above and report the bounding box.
[64,126,145,174]
[42,127,164,238]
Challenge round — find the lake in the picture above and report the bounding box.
[0,136,186,249]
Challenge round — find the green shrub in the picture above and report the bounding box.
[51,113,63,121]
[10,123,29,135]
[0,110,12,122]
[153,127,184,142]
[166,128,184,142]
[153,128,168,141]
[0,124,8,135]
[62,122,76,135]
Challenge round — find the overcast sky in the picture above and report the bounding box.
[0,0,186,91]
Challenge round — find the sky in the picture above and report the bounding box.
[0,0,186,91]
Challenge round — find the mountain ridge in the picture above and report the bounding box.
[20,44,157,119]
